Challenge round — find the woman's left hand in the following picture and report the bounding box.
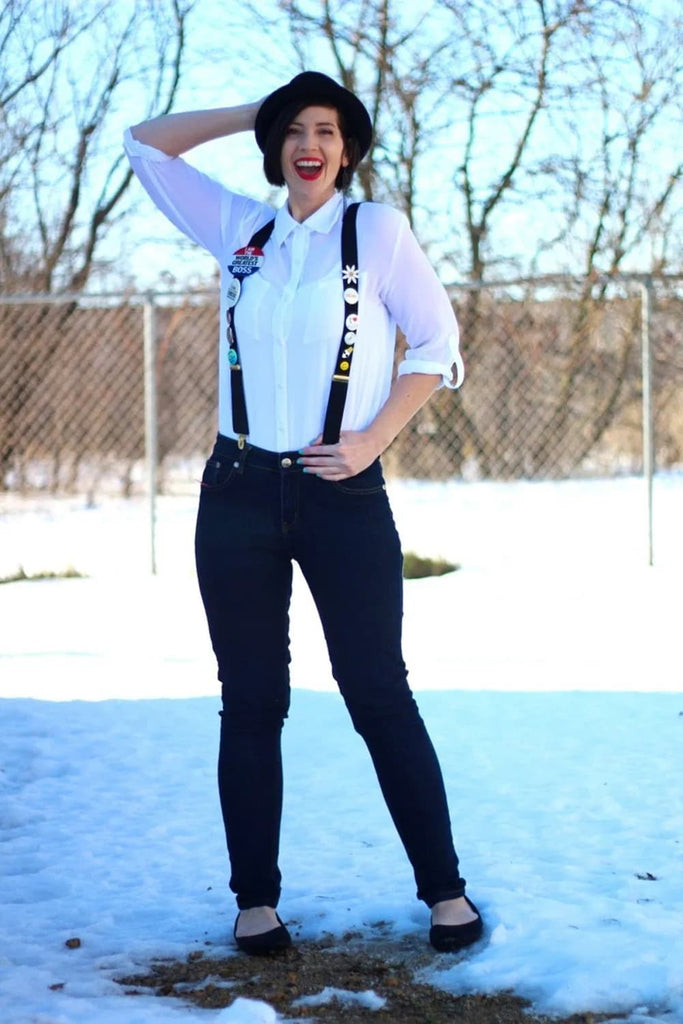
[298,430,382,481]
[298,374,441,481]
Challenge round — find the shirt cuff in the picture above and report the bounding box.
[123,127,175,162]
[397,351,465,390]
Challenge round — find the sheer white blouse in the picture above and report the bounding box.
[124,129,463,453]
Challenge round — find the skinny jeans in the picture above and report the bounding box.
[194,433,465,911]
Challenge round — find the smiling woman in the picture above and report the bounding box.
[124,70,476,959]
[260,101,362,219]
[278,106,349,220]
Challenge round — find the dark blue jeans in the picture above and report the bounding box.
[194,434,465,911]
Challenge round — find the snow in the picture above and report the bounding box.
[1,472,682,1024]
[216,999,277,1023]
[293,987,386,1010]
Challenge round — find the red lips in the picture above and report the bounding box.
[294,159,323,180]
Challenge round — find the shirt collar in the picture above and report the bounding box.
[272,191,344,246]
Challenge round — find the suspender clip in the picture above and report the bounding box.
[237,435,246,450]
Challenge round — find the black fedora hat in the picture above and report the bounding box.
[255,71,373,158]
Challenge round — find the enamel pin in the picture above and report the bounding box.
[228,245,265,277]
[342,264,359,284]
[226,276,241,307]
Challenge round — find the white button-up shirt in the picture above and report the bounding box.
[124,130,463,453]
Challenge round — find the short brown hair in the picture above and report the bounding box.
[262,99,362,191]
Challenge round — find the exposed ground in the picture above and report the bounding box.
[116,931,626,1023]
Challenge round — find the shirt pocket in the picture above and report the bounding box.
[292,273,345,347]
[233,273,280,341]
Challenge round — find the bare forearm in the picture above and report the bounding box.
[365,373,440,454]
[130,102,262,157]
[300,373,440,480]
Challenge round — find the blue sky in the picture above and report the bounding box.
[20,0,678,290]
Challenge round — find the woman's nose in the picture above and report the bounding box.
[298,130,317,149]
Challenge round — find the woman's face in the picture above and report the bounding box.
[280,104,349,210]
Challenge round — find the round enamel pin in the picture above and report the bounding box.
[343,287,359,305]
[228,245,265,277]
[228,348,238,365]
[344,332,356,345]
[226,276,241,307]
[345,313,359,331]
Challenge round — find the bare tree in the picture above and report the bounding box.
[524,3,683,475]
[0,0,192,491]
[438,1,583,283]
[413,0,683,477]
[0,0,192,293]
[3,0,681,487]
[273,0,456,225]
[234,0,682,479]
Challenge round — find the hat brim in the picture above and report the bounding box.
[254,71,373,159]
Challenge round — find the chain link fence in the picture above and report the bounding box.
[1,277,681,503]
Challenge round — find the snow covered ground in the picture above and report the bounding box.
[1,472,682,1024]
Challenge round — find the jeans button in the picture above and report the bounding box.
[280,457,292,469]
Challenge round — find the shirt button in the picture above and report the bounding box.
[280,457,293,469]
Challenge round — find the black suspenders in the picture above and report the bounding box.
[323,202,360,444]
[225,218,276,439]
[226,202,361,447]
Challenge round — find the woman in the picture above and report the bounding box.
[125,71,482,956]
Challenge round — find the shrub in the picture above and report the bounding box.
[402,552,459,579]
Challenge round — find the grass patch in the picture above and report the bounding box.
[0,566,86,584]
[402,552,459,579]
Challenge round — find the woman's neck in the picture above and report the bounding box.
[286,189,336,223]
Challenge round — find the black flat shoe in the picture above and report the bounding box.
[429,896,483,953]
[233,912,292,955]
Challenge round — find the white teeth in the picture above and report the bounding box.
[296,160,322,168]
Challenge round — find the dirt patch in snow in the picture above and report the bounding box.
[116,930,625,1023]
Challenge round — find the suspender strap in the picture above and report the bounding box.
[228,203,361,445]
[227,218,276,438]
[322,201,360,444]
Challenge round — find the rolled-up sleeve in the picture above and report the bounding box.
[123,128,269,261]
[123,129,231,258]
[373,207,464,388]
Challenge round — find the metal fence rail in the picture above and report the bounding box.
[1,276,681,557]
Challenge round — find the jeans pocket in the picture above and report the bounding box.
[200,456,237,492]
[331,460,386,496]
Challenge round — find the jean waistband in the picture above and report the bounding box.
[213,433,303,472]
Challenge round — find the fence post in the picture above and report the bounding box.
[640,278,654,567]
[143,294,158,574]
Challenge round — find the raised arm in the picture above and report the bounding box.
[130,101,263,157]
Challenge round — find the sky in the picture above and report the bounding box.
[3,0,681,292]
[86,0,683,288]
